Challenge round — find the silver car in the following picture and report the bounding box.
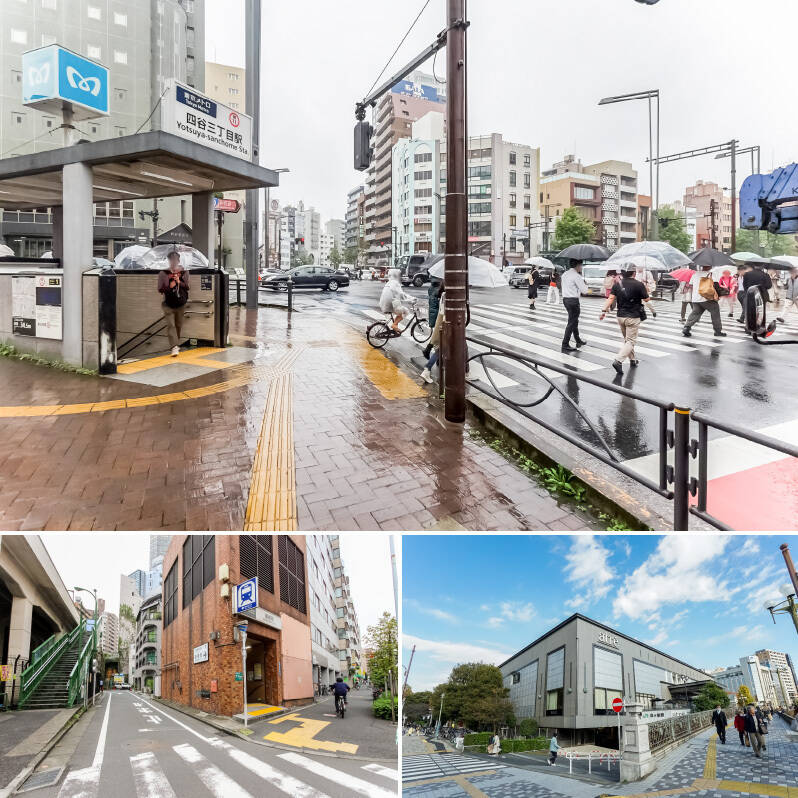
[582,263,612,295]
[508,266,533,288]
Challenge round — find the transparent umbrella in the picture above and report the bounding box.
[427,256,508,288]
[770,255,798,270]
[524,256,554,269]
[607,241,692,269]
[0,244,13,257]
[138,243,209,270]
[114,244,150,270]
[731,251,770,264]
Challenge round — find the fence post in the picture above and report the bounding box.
[672,407,691,530]
[619,702,655,783]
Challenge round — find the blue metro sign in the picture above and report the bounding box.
[22,45,109,121]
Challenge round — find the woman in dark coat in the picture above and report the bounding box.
[527,267,540,309]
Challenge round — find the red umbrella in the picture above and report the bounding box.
[669,267,695,282]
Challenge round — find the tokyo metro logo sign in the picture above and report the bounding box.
[65,66,102,96]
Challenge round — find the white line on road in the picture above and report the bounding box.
[134,694,214,743]
[92,690,112,769]
[129,752,177,798]
[225,744,333,798]
[173,743,253,798]
[362,763,399,780]
[277,752,396,798]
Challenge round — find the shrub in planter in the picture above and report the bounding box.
[463,732,492,747]
[372,693,398,719]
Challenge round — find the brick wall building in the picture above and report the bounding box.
[160,535,313,718]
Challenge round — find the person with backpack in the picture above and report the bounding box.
[599,268,655,374]
[157,250,190,356]
[682,263,726,338]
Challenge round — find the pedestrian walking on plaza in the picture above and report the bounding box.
[489,733,501,756]
[527,267,540,309]
[712,705,727,744]
[744,705,767,757]
[718,269,737,317]
[547,732,560,766]
[777,267,798,323]
[734,710,748,745]
[546,270,561,305]
[561,261,589,353]
[682,263,726,338]
[158,250,190,356]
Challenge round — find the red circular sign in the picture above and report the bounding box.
[612,698,624,713]
[229,112,240,128]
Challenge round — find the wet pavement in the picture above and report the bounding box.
[0,299,598,531]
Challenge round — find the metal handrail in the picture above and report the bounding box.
[30,632,61,665]
[19,619,85,707]
[67,626,96,706]
[117,317,168,359]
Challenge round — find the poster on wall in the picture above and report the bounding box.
[253,663,262,681]
[11,275,62,339]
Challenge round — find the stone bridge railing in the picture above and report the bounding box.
[647,709,714,755]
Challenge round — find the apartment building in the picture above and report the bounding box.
[713,654,792,707]
[345,185,365,250]
[756,649,797,704]
[306,536,341,692]
[661,200,698,250]
[684,180,737,252]
[99,611,119,658]
[364,71,447,265]
[132,592,162,696]
[118,572,143,674]
[324,219,345,253]
[330,536,362,678]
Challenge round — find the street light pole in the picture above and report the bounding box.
[244,0,261,310]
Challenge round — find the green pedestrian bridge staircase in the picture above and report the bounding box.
[18,619,97,710]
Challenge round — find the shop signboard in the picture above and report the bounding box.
[213,198,241,213]
[12,275,63,339]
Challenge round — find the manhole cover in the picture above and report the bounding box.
[16,767,64,793]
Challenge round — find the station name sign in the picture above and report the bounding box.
[161,79,252,161]
[598,632,620,649]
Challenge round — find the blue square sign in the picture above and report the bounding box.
[234,577,258,614]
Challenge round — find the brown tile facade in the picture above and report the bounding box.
[160,534,313,717]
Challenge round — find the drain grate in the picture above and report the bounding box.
[15,767,64,793]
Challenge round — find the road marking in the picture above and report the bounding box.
[473,330,603,371]
[92,690,112,769]
[362,763,399,780]
[225,744,333,798]
[265,712,358,754]
[129,752,178,798]
[277,752,395,798]
[134,694,213,743]
[173,743,253,798]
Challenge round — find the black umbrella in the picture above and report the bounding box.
[689,248,735,267]
[556,243,610,261]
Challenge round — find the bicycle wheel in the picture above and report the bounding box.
[367,321,392,348]
[411,318,431,342]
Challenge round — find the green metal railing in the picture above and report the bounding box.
[67,624,97,707]
[19,619,86,708]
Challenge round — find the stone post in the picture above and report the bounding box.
[4,596,33,705]
[620,701,656,783]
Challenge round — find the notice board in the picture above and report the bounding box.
[11,275,63,339]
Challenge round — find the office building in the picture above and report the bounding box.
[127,569,146,599]
[756,649,797,704]
[132,592,162,695]
[330,536,362,678]
[345,185,365,250]
[306,536,341,692]
[118,572,143,674]
[684,180,737,252]
[160,535,313,717]
[149,536,171,571]
[363,71,447,265]
[710,654,793,708]
[324,219,345,253]
[99,610,119,657]
[500,614,710,747]
[319,232,334,267]
[661,200,698,251]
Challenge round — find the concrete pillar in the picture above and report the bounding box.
[61,163,93,365]
[619,702,655,783]
[6,596,33,667]
[192,192,215,265]
[51,206,63,260]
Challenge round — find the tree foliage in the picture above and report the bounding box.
[693,682,730,712]
[552,207,596,251]
[519,717,539,738]
[365,611,397,688]
[734,228,798,258]
[737,685,755,708]
[429,663,514,732]
[653,207,692,253]
[329,246,342,268]
[403,691,433,723]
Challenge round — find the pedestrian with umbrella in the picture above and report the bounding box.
[524,256,551,310]
[739,257,773,326]
[681,263,726,338]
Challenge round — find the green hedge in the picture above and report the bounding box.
[463,732,492,746]
[501,737,547,753]
[372,694,398,719]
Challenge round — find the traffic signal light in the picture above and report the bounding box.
[354,121,373,171]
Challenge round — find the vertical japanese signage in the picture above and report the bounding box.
[160,79,252,160]
[12,275,62,339]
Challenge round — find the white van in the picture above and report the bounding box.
[581,262,613,295]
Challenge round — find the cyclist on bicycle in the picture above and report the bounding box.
[379,269,414,333]
[333,676,349,715]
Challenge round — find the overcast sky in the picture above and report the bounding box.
[205,0,798,223]
[42,534,395,634]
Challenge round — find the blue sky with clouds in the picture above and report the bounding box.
[403,535,798,692]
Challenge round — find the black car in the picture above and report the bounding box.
[400,254,443,287]
[262,266,349,292]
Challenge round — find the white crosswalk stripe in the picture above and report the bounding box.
[362,763,399,780]
[173,743,254,798]
[129,752,178,798]
[402,753,505,782]
[278,752,396,797]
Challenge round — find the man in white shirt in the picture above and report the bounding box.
[561,261,589,352]
[682,263,726,337]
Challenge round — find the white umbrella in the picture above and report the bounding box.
[771,255,798,268]
[524,256,553,269]
[427,255,508,288]
[607,241,692,269]
[138,243,209,270]
[0,244,13,257]
[114,244,149,270]
[609,254,664,273]
[731,251,770,264]
[710,264,736,280]
[40,250,53,259]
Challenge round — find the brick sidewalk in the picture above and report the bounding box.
[0,307,600,531]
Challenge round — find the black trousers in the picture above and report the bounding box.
[716,724,726,743]
[562,298,581,346]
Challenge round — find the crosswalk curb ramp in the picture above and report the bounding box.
[401,752,506,782]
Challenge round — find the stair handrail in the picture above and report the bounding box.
[67,624,97,707]
[29,632,61,665]
[19,619,85,708]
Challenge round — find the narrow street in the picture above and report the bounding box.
[18,690,396,798]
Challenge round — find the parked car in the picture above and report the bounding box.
[508,266,533,288]
[262,266,349,292]
[400,254,443,287]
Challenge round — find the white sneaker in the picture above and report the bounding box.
[420,368,433,384]
[171,346,180,357]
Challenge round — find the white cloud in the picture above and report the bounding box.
[739,539,761,556]
[704,624,768,647]
[613,535,731,620]
[481,601,536,627]
[402,635,511,666]
[563,536,615,609]
[404,599,458,624]
[486,617,505,628]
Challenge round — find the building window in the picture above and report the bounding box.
[574,186,596,201]
[240,535,274,593]
[524,154,531,167]
[228,72,239,80]
[229,88,239,96]
[114,51,127,65]
[524,216,530,227]
[546,647,565,715]
[523,195,531,209]
[468,165,491,180]
[87,5,100,19]
[594,646,623,715]
[11,29,28,45]
[509,171,517,187]
[467,221,491,238]
[113,11,127,25]
[414,152,432,164]
[163,562,177,628]
[469,202,491,215]
[524,173,531,189]
[509,214,517,227]
[509,193,516,208]
[279,536,306,613]
[230,102,239,109]
[414,170,432,181]
[509,151,517,165]
[182,535,215,608]
[12,112,25,125]
[87,45,101,59]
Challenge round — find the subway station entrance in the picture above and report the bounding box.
[0,130,278,373]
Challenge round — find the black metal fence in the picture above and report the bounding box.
[464,337,798,531]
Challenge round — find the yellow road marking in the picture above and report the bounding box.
[264,712,358,754]
[244,703,284,717]
[116,347,227,374]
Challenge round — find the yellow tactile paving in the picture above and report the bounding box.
[116,346,227,374]
[354,340,427,400]
[264,712,358,754]
[703,736,717,778]
[243,703,284,717]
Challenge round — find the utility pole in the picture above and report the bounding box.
[443,0,468,423]
[244,0,261,309]
[730,138,737,253]
[708,199,717,249]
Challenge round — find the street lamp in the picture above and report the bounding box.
[435,692,445,739]
[764,584,798,635]
[73,586,98,707]
[599,90,660,238]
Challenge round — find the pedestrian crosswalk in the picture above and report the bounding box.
[56,736,396,798]
[402,753,506,782]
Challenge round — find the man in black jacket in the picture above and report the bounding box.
[743,705,767,757]
[738,264,773,324]
[712,705,727,743]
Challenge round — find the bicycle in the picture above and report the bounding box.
[366,299,431,349]
[335,694,346,719]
